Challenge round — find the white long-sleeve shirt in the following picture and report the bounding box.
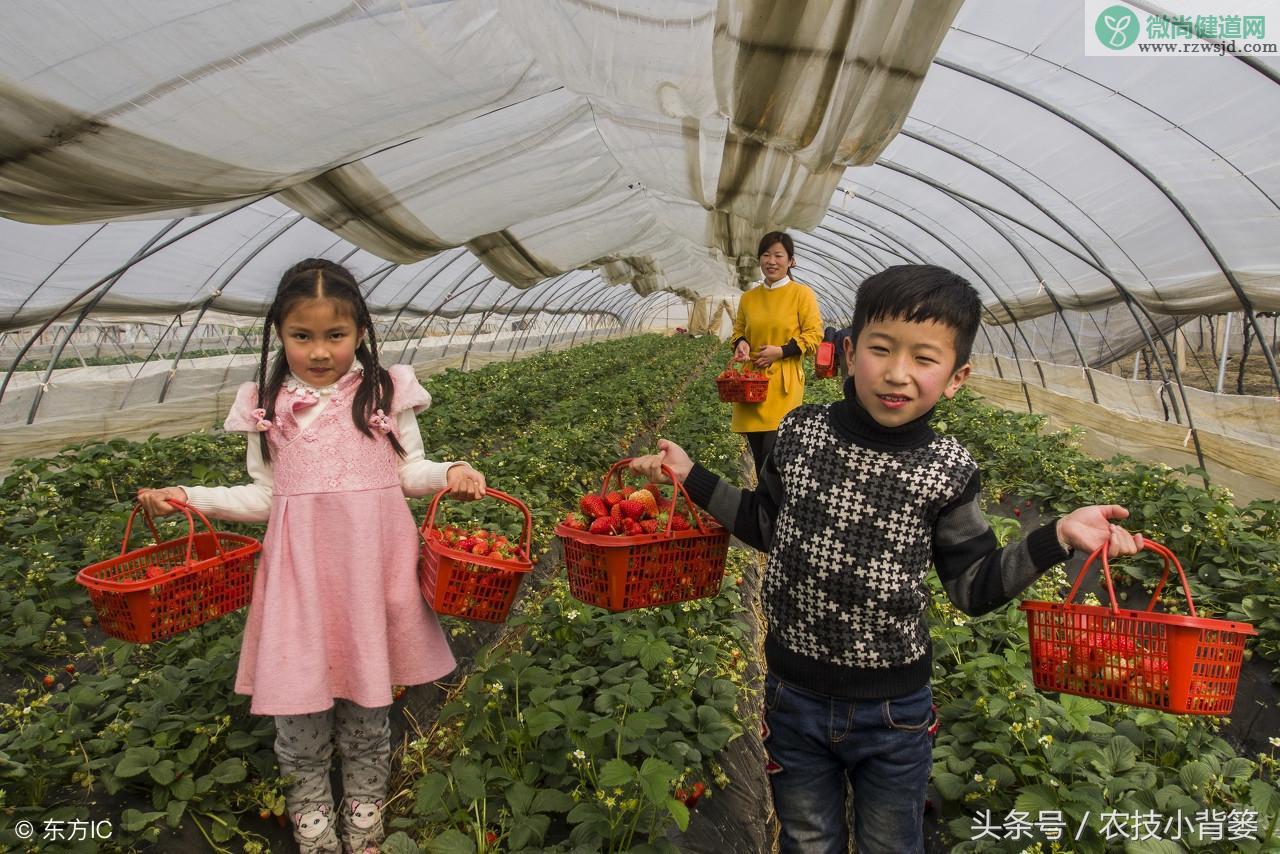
[182,381,458,523]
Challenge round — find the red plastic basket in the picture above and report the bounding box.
[76,500,260,643]
[715,360,770,403]
[556,459,730,612]
[418,488,533,623]
[1020,539,1256,715]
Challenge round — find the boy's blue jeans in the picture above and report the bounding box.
[763,673,934,854]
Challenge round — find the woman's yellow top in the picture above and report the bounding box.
[730,279,824,433]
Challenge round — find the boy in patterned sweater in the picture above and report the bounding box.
[632,265,1142,854]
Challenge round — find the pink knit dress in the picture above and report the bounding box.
[224,366,456,715]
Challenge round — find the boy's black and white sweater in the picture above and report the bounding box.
[683,379,1070,701]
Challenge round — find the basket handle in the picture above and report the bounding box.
[119,499,228,567]
[603,458,712,535]
[1064,538,1197,618]
[421,487,533,555]
[119,503,164,555]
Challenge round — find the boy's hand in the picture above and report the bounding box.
[630,439,693,484]
[137,487,188,516]
[1057,505,1143,557]
[733,340,751,362]
[446,463,486,500]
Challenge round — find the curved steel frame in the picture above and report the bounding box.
[1,198,266,411]
[857,164,1210,473]
[158,214,306,402]
[932,56,1280,395]
[819,204,1012,381]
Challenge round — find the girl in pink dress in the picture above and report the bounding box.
[139,258,485,854]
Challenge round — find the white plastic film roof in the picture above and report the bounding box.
[2,0,1280,480]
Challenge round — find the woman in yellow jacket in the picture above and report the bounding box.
[731,231,824,477]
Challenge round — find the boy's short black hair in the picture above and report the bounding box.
[846,265,982,367]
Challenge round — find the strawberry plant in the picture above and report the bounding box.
[394,560,752,853]
[9,332,1273,853]
[800,371,1280,850]
[0,333,724,851]
[931,388,1280,686]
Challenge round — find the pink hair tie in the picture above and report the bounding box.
[251,408,273,432]
[369,409,393,433]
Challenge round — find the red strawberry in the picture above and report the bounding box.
[640,519,659,534]
[589,516,618,535]
[562,512,589,531]
[457,536,478,552]
[684,781,707,807]
[604,490,624,508]
[42,674,55,689]
[471,542,491,557]
[622,518,642,536]
[579,494,609,519]
[628,489,658,516]
[669,513,691,531]
[617,499,645,520]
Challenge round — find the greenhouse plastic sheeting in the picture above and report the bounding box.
[973,353,1280,450]
[0,0,956,301]
[1,1,1278,490]
[2,1,1276,331]
[967,370,1280,506]
[0,328,633,467]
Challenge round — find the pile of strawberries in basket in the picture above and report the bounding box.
[716,364,767,383]
[143,563,186,580]
[426,525,525,561]
[561,487,700,536]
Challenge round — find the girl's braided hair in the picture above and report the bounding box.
[255,258,405,462]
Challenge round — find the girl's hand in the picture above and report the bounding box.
[446,463,486,500]
[630,439,693,484]
[137,487,188,516]
[753,344,783,368]
[733,340,751,362]
[1057,505,1143,557]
